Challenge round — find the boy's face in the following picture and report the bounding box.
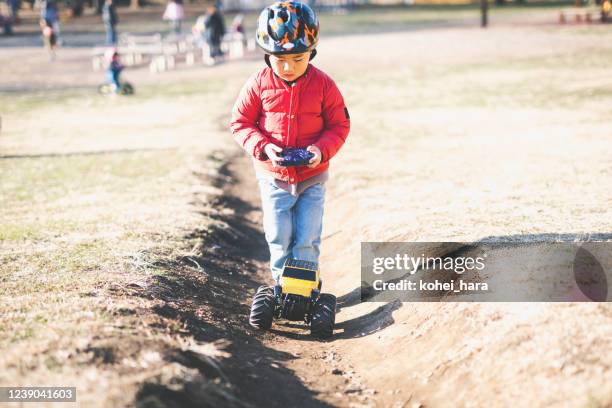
[269,52,311,82]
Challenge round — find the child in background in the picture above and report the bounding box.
[230,13,246,49]
[230,2,350,285]
[105,47,123,93]
[192,14,206,46]
[230,13,244,35]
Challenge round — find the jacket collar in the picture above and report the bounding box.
[270,64,312,88]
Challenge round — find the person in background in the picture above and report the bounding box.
[8,0,19,24]
[192,13,206,47]
[39,18,57,59]
[602,0,611,22]
[162,0,183,34]
[230,13,246,48]
[204,4,225,65]
[40,0,61,45]
[102,0,117,45]
[230,13,244,35]
[105,47,124,93]
[0,6,14,35]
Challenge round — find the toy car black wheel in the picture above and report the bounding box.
[310,293,336,338]
[249,285,275,330]
[98,84,112,95]
[121,82,134,95]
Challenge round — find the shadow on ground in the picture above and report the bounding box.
[126,153,333,408]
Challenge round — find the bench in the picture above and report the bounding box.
[92,31,257,73]
[559,6,602,23]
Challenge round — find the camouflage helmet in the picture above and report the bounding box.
[256,1,319,55]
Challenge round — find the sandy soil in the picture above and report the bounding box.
[314,25,612,408]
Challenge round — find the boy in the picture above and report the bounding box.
[230,1,350,285]
[104,47,123,93]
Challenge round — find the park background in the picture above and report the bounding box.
[1,0,612,406]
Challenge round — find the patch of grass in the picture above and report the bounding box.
[138,78,229,98]
[319,8,476,36]
[0,223,41,241]
[11,326,35,342]
[340,46,612,112]
[0,89,91,115]
[0,218,85,242]
[0,147,189,315]
[0,75,227,117]
[0,151,183,209]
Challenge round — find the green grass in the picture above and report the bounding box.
[0,151,183,207]
[340,47,612,112]
[138,78,228,98]
[0,220,81,241]
[0,89,90,115]
[0,74,227,118]
[0,147,187,315]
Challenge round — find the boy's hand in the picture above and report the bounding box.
[307,145,322,168]
[264,143,283,167]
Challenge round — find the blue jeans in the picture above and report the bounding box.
[257,178,326,282]
[106,69,120,90]
[105,24,116,45]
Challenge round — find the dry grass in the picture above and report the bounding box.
[0,72,241,405]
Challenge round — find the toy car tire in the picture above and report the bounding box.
[310,293,336,338]
[121,82,134,95]
[98,84,111,94]
[249,285,275,330]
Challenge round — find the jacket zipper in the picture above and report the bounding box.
[287,82,294,148]
[287,82,296,184]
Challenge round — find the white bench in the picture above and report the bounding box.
[92,32,257,73]
[559,6,601,23]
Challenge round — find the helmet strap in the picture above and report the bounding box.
[309,49,317,61]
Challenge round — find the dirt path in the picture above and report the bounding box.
[203,155,373,408]
[101,150,371,408]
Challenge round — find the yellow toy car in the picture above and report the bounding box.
[249,259,336,338]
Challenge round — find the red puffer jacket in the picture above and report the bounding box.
[230,65,350,184]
